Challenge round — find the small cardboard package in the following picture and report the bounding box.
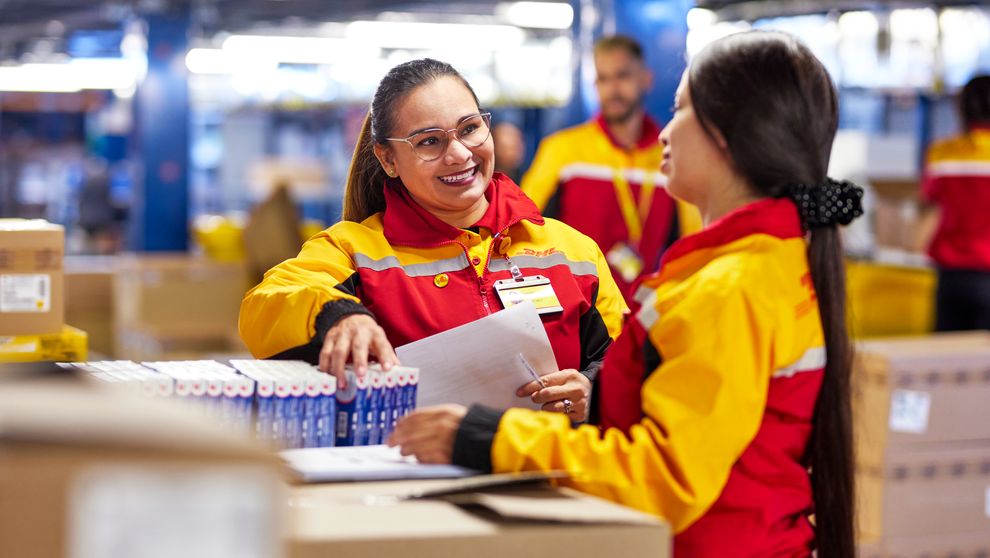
[0,219,64,335]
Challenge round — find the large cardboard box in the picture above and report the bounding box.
[113,254,250,359]
[64,256,115,357]
[0,373,284,558]
[854,332,990,470]
[854,332,990,541]
[115,324,248,361]
[860,529,990,557]
[287,479,670,558]
[0,219,64,335]
[857,442,990,539]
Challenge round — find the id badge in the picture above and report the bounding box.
[493,275,563,314]
[606,242,643,283]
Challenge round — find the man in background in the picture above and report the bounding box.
[521,35,698,301]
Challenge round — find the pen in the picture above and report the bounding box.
[518,353,546,389]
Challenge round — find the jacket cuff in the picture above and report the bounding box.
[452,405,505,473]
[313,299,375,346]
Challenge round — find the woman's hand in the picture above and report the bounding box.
[387,405,468,464]
[319,314,398,389]
[516,369,591,422]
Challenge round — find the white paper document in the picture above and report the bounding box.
[281,445,476,483]
[395,302,558,410]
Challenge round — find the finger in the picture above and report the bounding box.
[533,370,570,387]
[516,379,544,397]
[531,384,585,405]
[350,326,372,375]
[330,330,353,383]
[370,329,399,370]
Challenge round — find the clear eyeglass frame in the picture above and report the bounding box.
[384,112,493,162]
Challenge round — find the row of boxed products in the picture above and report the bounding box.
[853,332,990,553]
[61,359,419,449]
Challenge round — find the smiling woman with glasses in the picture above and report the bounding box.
[239,58,628,429]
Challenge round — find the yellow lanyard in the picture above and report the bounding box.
[612,168,655,245]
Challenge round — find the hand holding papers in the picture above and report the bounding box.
[395,302,558,410]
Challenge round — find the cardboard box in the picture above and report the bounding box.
[64,256,116,357]
[0,324,87,363]
[287,479,670,558]
[859,530,990,558]
[0,219,64,335]
[857,442,990,539]
[115,324,248,361]
[854,333,990,541]
[0,373,284,558]
[113,254,249,357]
[854,332,990,470]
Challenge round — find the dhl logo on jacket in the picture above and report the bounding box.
[488,198,826,557]
[923,127,990,271]
[239,173,626,375]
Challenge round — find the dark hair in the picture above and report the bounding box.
[689,31,854,557]
[343,58,480,222]
[961,75,990,130]
[593,34,643,61]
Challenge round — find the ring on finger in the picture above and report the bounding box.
[563,398,573,414]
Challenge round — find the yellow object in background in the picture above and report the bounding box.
[192,214,246,263]
[846,260,935,338]
[192,213,327,264]
[0,324,87,363]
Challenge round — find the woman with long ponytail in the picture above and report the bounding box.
[393,31,862,557]
[241,58,628,424]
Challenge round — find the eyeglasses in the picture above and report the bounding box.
[384,112,492,162]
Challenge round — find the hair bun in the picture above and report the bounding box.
[787,178,864,228]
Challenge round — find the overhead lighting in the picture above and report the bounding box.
[345,21,525,50]
[0,58,138,93]
[498,2,574,29]
[222,35,374,65]
[686,8,717,31]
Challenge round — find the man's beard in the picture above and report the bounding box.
[602,97,642,125]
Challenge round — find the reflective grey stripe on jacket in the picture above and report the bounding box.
[489,253,598,277]
[353,253,470,277]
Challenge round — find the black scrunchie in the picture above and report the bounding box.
[787,178,864,229]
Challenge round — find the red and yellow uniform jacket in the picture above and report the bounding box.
[454,198,824,557]
[922,126,990,271]
[239,173,627,378]
[520,114,700,300]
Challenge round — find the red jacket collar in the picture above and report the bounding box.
[595,113,662,151]
[659,197,804,269]
[382,172,544,246]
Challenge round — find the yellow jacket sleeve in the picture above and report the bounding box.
[238,227,363,358]
[490,277,772,533]
[520,135,567,211]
